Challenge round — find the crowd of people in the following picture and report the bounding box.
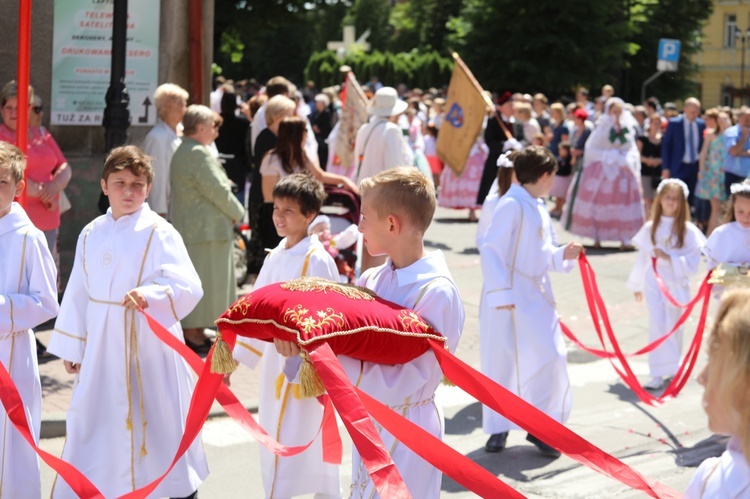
[0,69,749,499]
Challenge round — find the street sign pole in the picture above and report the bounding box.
[641,71,664,104]
[642,38,680,103]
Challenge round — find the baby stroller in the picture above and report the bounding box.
[314,185,361,283]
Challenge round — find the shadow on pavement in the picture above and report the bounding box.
[441,444,564,493]
[582,245,635,256]
[671,434,728,468]
[433,217,478,225]
[460,247,479,255]
[606,382,642,404]
[424,239,452,251]
[40,374,74,396]
[445,402,482,435]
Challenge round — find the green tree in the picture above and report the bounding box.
[450,0,631,99]
[623,0,713,103]
[390,0,463,53]
[343,0,392,52]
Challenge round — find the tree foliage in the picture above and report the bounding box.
[213,0,713,103]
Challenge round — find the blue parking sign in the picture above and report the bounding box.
[657,39,680,72]
[658,39,681,62]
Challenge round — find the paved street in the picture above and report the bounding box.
[36,204,721,498]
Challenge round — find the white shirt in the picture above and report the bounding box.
[354,116,411,184]
[703,221,750,270]
[250,104,268,156]
[682,118,699,164]
[686,438,750,498]
[142,119,181,215]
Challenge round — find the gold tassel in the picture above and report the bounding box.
[299,353,325,398]
[442,375,456,387]
[140,421,148,458]
[210,331,238,374]
[126,418,133,431]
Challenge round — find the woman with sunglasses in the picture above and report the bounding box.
[0,82,71,268]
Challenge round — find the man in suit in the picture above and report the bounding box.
[661,97,705,207]
[476,92,525,206]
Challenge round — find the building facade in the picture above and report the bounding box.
[694,0,750,107]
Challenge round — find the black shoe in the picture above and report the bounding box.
[485,432,508,453]
[526,433,561,458]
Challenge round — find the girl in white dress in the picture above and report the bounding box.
[627,179,706,390]
[703,180,750,291]
[685,288,750,499]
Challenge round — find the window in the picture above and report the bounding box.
[726,14,738,48]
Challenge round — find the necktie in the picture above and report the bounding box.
[687,121,695,163]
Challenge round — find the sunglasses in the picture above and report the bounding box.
[32,106,43,114]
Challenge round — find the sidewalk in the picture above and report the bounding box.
[35,284,261,439]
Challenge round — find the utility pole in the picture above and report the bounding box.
[100,0,130,212]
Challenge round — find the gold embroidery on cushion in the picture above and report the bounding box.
[399,310,430,332]
[228,295,253,315]
[283,305,344,334]
[280,276,376,300]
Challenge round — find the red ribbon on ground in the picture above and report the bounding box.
[568,254,712,406]
[0,361,104,497]
[428,340,682,499]
[307,342,411,498]
[148,320,342,464]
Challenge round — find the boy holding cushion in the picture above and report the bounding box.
[277,166,465,498]
[0,142,59,496]
[234,173,342,499]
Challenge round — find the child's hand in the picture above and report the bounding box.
[654,249,671,261]
[64,360,81,374]
[122,290,148,310]
[563,242,583,260]
[634,292,643,302]
[495,304,515,311]
[273,339,301,357]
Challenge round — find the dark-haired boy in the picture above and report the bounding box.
[479,146,582,457]
[48,145,208,498]
[234,173,341,498]
[0,142,58,496]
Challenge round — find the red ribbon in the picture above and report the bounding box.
[307,342,411,498]
[567,254,712,406]
[0,360,104,497]
[427,340,682,499]
[147,320,342,464]
[651,256,704,309]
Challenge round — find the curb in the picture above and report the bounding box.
[40,401,260,440]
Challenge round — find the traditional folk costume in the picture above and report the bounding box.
[685,438,750,498]
[564,98,645,243]
[234,235,342,499]
[342,251,464,498]
[626,217,706,378]
[438,138,488,210]
[479,184,574,435]
[0,203,58,497]
[47,204,208,498]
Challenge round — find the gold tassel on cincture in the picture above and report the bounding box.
[299,351,326,398]
[442,375,456,387]
[210,331,238,374]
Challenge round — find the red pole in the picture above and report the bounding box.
[188,0,204,105]
[16,0,31,207]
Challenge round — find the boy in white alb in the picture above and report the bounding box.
[47,146,208,499]
[479,146,582,456]
[0,143,59,497]
[234,174,341,499]
[277,167,465,498]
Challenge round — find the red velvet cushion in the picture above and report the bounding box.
[216,277,445,364]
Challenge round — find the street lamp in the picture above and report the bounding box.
[736,27,750,104]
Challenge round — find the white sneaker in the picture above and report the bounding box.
[644,377,664,391]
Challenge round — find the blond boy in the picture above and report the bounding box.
[276,167,465,498]
[0,142,59,496]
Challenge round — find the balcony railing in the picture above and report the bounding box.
[695,46,747,69]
